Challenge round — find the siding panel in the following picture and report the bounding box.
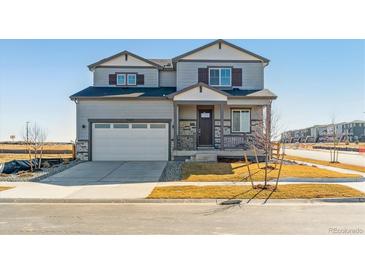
[177,62,264,91]
[77,100,173,140]
[93,67,159,87]
[159,71,176,87]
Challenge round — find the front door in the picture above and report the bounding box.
[198,108,213,146]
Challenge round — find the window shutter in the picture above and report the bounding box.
[109,74,116,85]
[232,68,242,86]
[137,74,144,85]
[198,68,208,84]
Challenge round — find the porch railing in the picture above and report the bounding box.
[223,135,263,150]
[176,134,264,150]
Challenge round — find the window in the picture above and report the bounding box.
[113,124,129,129]
[231,109,250,133]
[150,124,166,129]
[132,123,148,129]
[116,73,137,86]
[209,68,231,86]
[95,123,111,129]
[116,74,126,85]
[127,74,137,85]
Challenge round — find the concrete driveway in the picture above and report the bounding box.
[41,161,167,185]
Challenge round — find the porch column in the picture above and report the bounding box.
[173,102,178,150]
[220,102,225,150]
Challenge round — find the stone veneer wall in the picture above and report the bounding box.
[214,120,231,148]
[76,140,89,160]
[177,120,197,150]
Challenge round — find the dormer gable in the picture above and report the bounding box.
[172,39,270,64]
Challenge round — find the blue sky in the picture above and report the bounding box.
[0,39,364,141]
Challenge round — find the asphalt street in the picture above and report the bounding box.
[0,202,364,235]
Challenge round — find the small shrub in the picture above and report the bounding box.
[42,161,51,168]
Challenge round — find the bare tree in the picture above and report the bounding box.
[329,115,339,163]
[22,122,48,171]
[247,103,284,188]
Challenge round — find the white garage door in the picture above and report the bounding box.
[92,122,169,161]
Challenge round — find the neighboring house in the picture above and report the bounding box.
[282,120,365,144]
[342,120,365,141]
[70,39,277,161]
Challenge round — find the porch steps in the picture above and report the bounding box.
[187,152,218,162]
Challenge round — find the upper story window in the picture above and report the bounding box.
[209,68,231,87]
[116,73,137,86]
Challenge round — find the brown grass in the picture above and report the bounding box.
[148,184,365,199]
[284,155,365,173]
[0,186,13,192]
[0,153,73,163]
[286,143,365,150]
[181,162,361,182]
[0,143,73,151]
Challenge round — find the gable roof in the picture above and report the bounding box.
[87,50,163,71]
[167,82,231,99]
[172,39,270,63]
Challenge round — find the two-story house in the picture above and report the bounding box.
[70,39,277,161]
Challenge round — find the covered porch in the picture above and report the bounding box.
[168,83,272,159]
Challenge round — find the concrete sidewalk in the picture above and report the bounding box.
[0,181,157,199]
[1,179,365,201]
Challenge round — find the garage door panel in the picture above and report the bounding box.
[92,123,169,161]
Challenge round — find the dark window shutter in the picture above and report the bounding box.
[198,68,208,84]
[232,68,242,86]
[109,74,116,85]
[137,74,144,85]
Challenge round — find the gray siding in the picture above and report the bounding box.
[159,71,176,87]
[77,99,173,140]
[93,67,159,87]
[176,62,264,91]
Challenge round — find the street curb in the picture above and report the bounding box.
[0,197,364,204]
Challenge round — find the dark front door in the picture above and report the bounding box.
[198,108,213,146]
